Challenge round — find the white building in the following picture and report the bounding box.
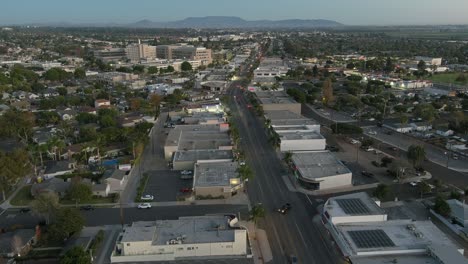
[278,131,326,152]
[322,192,468,264]
[111,215,248,263]
[291,151,352,191]
[193,160,242,198]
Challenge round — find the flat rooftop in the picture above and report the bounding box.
[173,149,233,163]
[338,220,462,257]
[166,124,229,147]
[292,151,351,180]
[264,110,308,121]
[194,161,239,187]
[278,131,324,140]
[350,254,439,264]
[324,192,385,217]
[271,119,319,127]
[255,91,298,104]
[121,216,241,245]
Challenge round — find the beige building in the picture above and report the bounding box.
[193,161,242,199]
[111,215,248,263]
[164,124,232,160]
[172,149,233,171]
[255,91,301,114]
[156,44,212,65]
[125,40,157,62]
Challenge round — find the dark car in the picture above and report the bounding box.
[361,171,374,177]
[19,208,30,213]
[326,145,339,152]
[290,255,298,264]
[277,203,292,214]
[80,205,95,211]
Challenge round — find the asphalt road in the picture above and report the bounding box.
[227,81,342,263]
[0,204,249,229]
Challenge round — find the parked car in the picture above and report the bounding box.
[140,195,154,201]
[290,255,298,264]
[368,131,377,135]
[19,208,30,213]
[239,161,246,166]
[180,174,194,180]
[385,131,393,135]
[180,188,193,193]
[80,205,94,211]
[361,171,374,177]
[181,170,192,175]
[277,203,292,214]
[365,147,375,152]
[137,203,152,209]
[326,145,339,152]
[350,139,360,145]
[409,182,418,187]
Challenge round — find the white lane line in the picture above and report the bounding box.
[305,194,314,207]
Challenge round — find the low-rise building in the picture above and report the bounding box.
[104,169,129,193]
[172,149,233,170]
[111,215,248,263]
[94,99,111,109]
[193,161,242,199]
[255,91,301,114]
[322,192,468,264]
[291,151,352,191]
[277,131,326,152]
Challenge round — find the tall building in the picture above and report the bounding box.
[125,40,157,62]
[156,44,212,65]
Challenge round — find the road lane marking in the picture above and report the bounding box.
[304,194,314,206]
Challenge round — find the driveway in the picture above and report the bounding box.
[143,170,193,202]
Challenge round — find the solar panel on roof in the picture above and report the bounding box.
[336,198,371,215]
[348,230,395,249]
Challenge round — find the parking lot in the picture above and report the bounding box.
[143,170,193,202]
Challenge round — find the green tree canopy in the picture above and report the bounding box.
[48,208,85,242]
[181,61,193,71]
[407,145,426,168]
[373,184,389,200]
[30,192,60,224]
[147,66,158,74]
[433,196,451,217]
[250,203,265,224]
[61,246,91,264]
[67,182,92,203]
[74,68,86,79]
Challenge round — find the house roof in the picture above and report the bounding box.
[103,169,127,181]
[44,160,74,174]
[31,178,71,196]
[0,229,35,255]
[447,199,468,222]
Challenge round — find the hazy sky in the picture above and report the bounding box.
[1,0,468,25]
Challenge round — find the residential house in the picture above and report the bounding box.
[10,100,31,111]
[436,129,454,137]
[27,93,40,100]
[103,169,129,193]
[43,160,76,179]
[0,229,36,258]
[41,88,59,98]
[95,99,111,109]
[410,122,432,132]
[92,183,111,197]
[57,108,77,121]
[119,115,144,128]
[78,106,97,115]
[31,177,71,198]
[32,129,54,145]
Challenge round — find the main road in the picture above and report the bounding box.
[227,76,341,262]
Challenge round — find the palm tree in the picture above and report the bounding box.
[250,203,265,225]
[237,164,254,181]
[407,145,426,168]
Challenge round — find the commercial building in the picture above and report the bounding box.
[277,131,326,152]
[93,48,126,62]
[193,161,242,198]
[291,151,352,190]
[164,124,232,160]
[255,91,301,115]
[172,149,233,171]
[264,110,320,133]
[156,44,212,65]
[125,40,157,62]
[322,192,468,264]
[92,72,139,84]
[111,215,248,263]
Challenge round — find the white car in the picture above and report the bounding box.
[181,170,192,175]
[365,147,375,152]
[409,182,418,187]
[137,203,152,209]
[368,131,377,135]
[239,161,246,166]
[140,195,154,201]
[350,139,360,145]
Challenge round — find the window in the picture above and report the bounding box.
[126,243,130,246]
[226,245,233,248]
[177,248,184,251]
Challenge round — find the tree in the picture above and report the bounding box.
[283,151,293,164]
[61,246,91,264]
[418,181,432,198]
[373,184,389,200]
[130,98,141,111]
[237,164,254,181]
[181,61,193,71]
[0,149,32,200]
[166,66,175,73]
[30,192,60,224]
[48,208,85,242]
[415,104,437,123]
[250,203,265,224]
[384,57,394,73]
[407,145,426,168]
[147,66,158,74]
[433,196,451,217]
[132,65,145,74]
[67,182,92,203]
[322,78,334,106]
[0,109,35,142]
[74,68,86,79]
[312,65,318,77]
[417,60,426,72]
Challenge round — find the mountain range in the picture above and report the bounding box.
[128,16,343,28]
[13,16,344,29]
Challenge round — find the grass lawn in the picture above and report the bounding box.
[10,185,34,206]
[429,72,467,85]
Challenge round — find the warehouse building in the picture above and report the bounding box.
[111,215,248,263]
[172,149,233,171]
[255,91,301,115]
[193,161,242,199]
[278,131,326,152]
[291,151,352,190]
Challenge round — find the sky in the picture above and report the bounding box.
[1,0,468,26]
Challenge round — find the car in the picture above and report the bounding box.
[453,154,459,160]
[180,188,192,193]
[80,205,94,211]
[140,195,154,201]
[368,118,375,121]
[350,139,360,145]
[180,174,194,180]
[409,182,418,187]
[389,146,398,151]
[326,145,339,152]
[368,131,377,135]
[277,203,292,214]
[385,131,393,135]
[181,170,192,175]
[239,161,246,166]
[137,203,152,209]
[365,147,375,152]
[290,255,298,264]
[19,208,30,213]
[361,171,374,177]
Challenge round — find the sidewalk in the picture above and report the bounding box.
[239,221,273,264]
[0,179,29,210]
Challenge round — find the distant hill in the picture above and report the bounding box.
[126,16,343,29]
